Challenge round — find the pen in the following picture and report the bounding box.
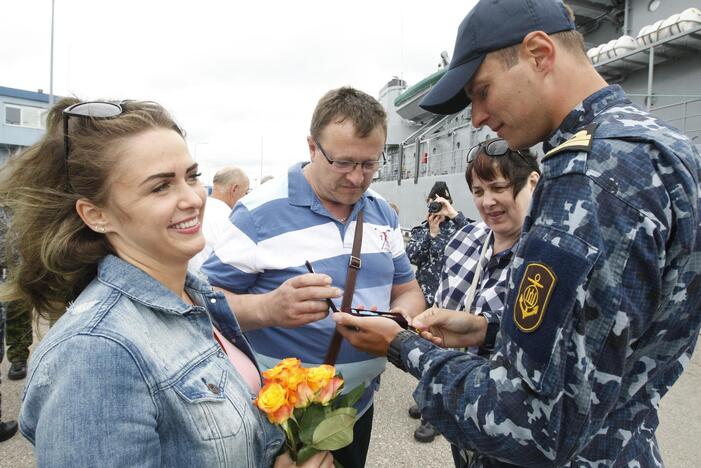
[304,260,339,313]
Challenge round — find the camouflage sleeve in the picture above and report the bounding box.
[450,211,470,230]
[405,225,430,266]
[402,165,669,466]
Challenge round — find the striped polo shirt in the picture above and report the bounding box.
[202,162,414,415]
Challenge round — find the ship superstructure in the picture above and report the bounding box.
[373,0,701,227]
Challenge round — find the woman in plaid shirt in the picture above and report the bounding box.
[432,139,541,467]
[435,139,541,355]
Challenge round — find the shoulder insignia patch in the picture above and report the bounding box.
[514,263,557,332]
[543,123,598,160]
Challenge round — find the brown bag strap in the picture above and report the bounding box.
[324,210,364,365]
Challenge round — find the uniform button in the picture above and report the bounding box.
[217,351,225,358]
[210,298,217,304]
[207,383,220,395]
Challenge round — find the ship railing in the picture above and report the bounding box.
[647,97,701,142]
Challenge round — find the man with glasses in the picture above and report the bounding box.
[332,0,701,466]
[189,166,249,271]
[202,87,425,468]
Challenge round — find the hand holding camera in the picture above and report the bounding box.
[426,196,458,218]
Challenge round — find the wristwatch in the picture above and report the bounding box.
[387,329,417,372]
[478,319,499,355]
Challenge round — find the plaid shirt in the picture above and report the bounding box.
[435,222,514,326]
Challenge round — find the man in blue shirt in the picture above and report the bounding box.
[333,1,701,466]
[202,87,425,468]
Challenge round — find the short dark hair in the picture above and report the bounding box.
[466,147,541,197]
[310,87,387,141]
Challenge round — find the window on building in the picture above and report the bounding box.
[4,104,46,129]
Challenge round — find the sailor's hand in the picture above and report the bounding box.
[427,213,444,237]
[266,274,342,328]
[332,312,402,356]
[413,306,488,348]
[433,196,459,219]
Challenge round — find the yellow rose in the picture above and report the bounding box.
[255,382,292,424]
[305,364,336,392]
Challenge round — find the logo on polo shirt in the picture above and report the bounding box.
[373,227,392,251]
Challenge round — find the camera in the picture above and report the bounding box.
[427,201,442,213]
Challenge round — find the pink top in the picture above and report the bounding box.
[213,328,261,393]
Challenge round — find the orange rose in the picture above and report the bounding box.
[262,358,301,382]
[286,367,308,390]
[294,381,315,409]
[305,365,336,392]
[255,382,293,424]
[316,376,344,405]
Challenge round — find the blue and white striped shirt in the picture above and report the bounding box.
[202,162,415,415]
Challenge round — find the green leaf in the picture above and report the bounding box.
[298,404,326,445]
[332,383,365,410]
[311,410,356,450]
[296,446,320,464]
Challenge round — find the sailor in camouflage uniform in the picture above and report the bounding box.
[406,181,471,307]
[333,0,701,466]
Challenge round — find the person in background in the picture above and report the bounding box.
[4,301,32,381]
[332,0,701,465]
[388,201,400,216]
[202,86,425,468]
[404,181,470,443]
[407,181,470,307]
[0,205,32,382]
[0,98,331,467]
[0,207,18,442]
[189,166,249,271]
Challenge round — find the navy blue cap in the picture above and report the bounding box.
[420,0,575,115]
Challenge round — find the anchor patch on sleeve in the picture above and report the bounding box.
[514,263,557,332]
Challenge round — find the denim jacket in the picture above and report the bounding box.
[20,255,284,467]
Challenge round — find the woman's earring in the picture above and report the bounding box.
[95,225,106,233]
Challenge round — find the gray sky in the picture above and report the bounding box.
[2,0,477,185]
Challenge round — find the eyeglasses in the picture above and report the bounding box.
[466,138,531,166]
[314,138,386,174]
[63,101,124,191]
[347,308,409,329]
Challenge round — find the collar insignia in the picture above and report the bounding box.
[514,263,557,333]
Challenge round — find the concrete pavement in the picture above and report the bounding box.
[1,333,699,467]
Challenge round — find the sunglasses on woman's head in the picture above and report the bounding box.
[62,101,124,191]
[466,138,531,166]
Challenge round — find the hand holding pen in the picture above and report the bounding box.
[259,262,342,328]
[305,260,409,329]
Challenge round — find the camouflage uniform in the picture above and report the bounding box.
[0,207,8,417]
[406,213,470,306]
[0,208,32,364]
[398,85,701,467]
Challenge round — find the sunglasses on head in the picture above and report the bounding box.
[466,138,532,166]
[63,101,125,191]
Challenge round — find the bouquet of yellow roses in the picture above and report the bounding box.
[254,358,364,466]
